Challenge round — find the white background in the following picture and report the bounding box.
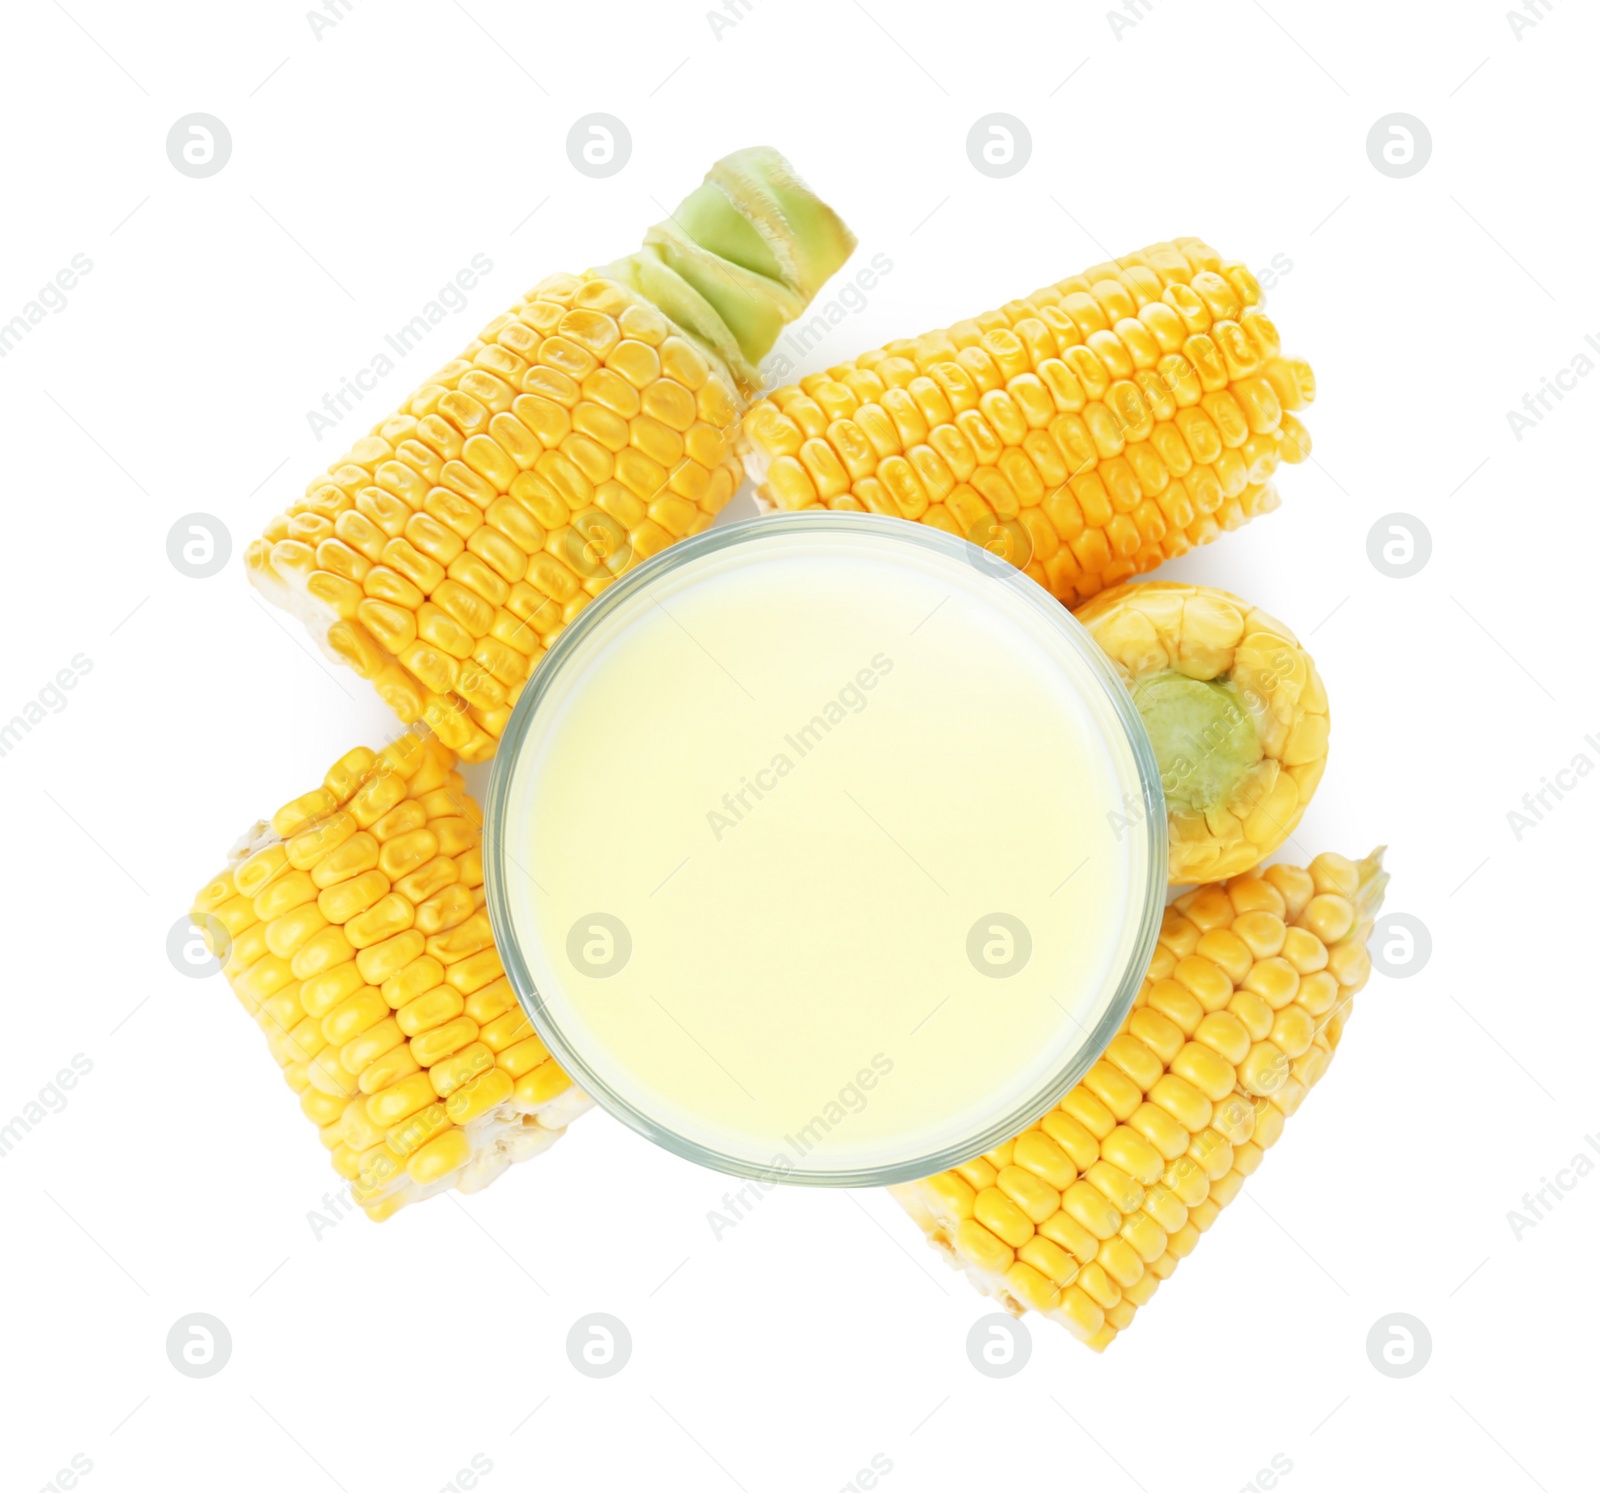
[1,1,1595,1489]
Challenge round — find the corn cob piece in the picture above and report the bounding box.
[247,148,855,762]
[191,730,590,1219]
[891,848,1384,1351]
[1077,582,1329,883]
[740,237,1315,605]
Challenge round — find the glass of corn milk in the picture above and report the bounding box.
[485,513,1164,1185]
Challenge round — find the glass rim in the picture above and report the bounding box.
[484,511,1167,1187]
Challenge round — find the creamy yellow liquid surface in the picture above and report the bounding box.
[496,521,1158,1180]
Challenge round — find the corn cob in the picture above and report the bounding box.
[891,848,1384,1351]
[740,237,1315,605]
[246,148,855,762]
[191,730,589,1219]
[1077,582,1329,883]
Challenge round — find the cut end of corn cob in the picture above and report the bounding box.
[191,730,592,1220]
[1077,582,1330,883]
[245,146,855,761]
[605,145,857,393]
[740,237,1315,606]
[891,848,1384,1350]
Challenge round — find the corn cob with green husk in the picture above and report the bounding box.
[740,237,1314,605]
[246,148,856,762]
[892,849,1384,1351]
[1076,582,1329,883]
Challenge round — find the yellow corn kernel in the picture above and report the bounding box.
[1170,1042,1237,1102]
[1037,1208,1101,1265]
[1019,1234,1078,1286]
[1005,1261,1060,1314]
[921,1171,978,1225]
[1061,1180,1123,1241]
[289,928,352,985]
[1270,1003,1316,1058]
[359,1050,418,1100]
[344,893,414,949]
[1239,1041,1291,1097]
[299,960,366,1019]
[494,1034,550,1079]
[396,985,465,1037]
[317,868,390,925]
[513,1060,572,1108]
[310,831,381,889]
[996,1165,1060,1225]
[357,929,426,986]
[305,1050,361,1099]
[322,988,388,1046]
[435,912,495,963]
[955,1156,997,1191]
[971,1188,1032,1249]
[1211,1093,1257,1146]
[1054,1287,1106,1344]
[336,1094,385,1152]
[954,1219,1015,1275]
[407,1126,472,1184]
[1194,1010,1252,1066]
[264,902,330,961]
[384,954,446,1010]
[1126,1101,1190,1162]
[479,1007,532,1052]
[299,1086,346,1126]
[409,1015,479,1068]
[1040,1111,1100,1172]
[1082,1059,1144,1120]
[1099,1126,1164,1187]
[386,1099,452,1159]
[235,844,291,899]
[446,1065,515,1124]
[1174,955,1234,1012]
[1076,1263,1121,1311]
[1097,1236,1145,1290]
[1012,1130,1076,1190]
[370,798,427,843]
[253,870,317,923]
[273,787,338,838]
[983,1139,1015,1170]
[429,1042,496,1098]
[341,1018,406,1076]
[366,1071,437,1129]
[1060,1088,1116,1141]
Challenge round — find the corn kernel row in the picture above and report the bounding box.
[247,274,745,764]
[891,848,1384,1350]
[741,237,1315,606]
[192,730,590,1219]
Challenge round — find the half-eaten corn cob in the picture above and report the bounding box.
[1076,582,1329,883]
[191,731,589,1219]
[891,848,1384,1351]
[247,147,855,761]
[740,237,1315,605]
